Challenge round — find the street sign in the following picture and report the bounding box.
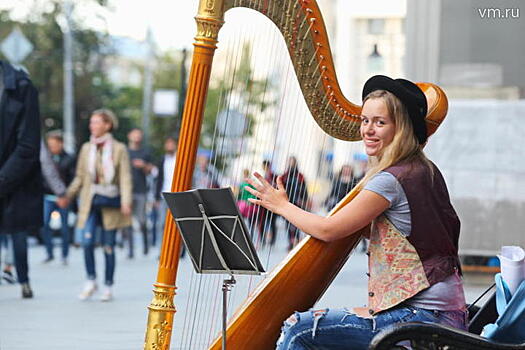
[1,27,34,64]
[153,89,179,116]
[217,109,247,137]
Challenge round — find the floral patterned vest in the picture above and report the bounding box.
[367,160,461,315]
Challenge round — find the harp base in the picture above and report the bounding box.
[143,283,177,350]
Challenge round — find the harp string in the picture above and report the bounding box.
[240,0,337,339]
[178,267,194,349]
[228,0,284,299]
[201,3,280,348]
[205,8,253,346]
[179,5,248,347]
[241,12,298,301]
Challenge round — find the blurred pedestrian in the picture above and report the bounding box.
[146,165,159,247]
[352,153,368,183]
[0,60,43,298]
[40,131,76,265]
[193,150,220,189]
[237,169,257,221]
[122,128,153,258]
[155,136,177,247]
[281,156,309,251]
[0,235,16,284]
[257,160,278,246]
[324,164,358,210]
[65,109,132,301]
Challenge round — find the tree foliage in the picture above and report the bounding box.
[199,42,274,169]
[0,2,140,145]
[0,5,275,161]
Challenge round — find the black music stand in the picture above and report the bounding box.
[163,188,265,350]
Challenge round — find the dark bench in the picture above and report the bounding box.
[369,291,525,350]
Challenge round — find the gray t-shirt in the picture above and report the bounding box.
[364,171,466,311]
[364,171,411,236]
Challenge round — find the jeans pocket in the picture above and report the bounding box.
[384,306,420,324]
[416,308,441,323]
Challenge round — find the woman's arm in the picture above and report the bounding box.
[246,172,389,242]
[118,144,133,215]
[65,144,86,200]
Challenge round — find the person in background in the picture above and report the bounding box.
[324,164,358,210]
[40,130,76,265]
[0,235,16,284]
[257,160,279,247]
[122,128,153,258]
[237,169,257,224]
[281,156,309,251]
[146,165,159,247]
[193,149,220,189]
[155,136,177,247]
[65,109,132,301]
[352,152,369,183]
[0,60,43,299]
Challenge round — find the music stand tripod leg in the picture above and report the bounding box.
[222,276,236,350]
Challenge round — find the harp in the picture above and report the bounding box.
[143,0,449,349]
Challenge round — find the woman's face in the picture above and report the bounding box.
[360,98,396,157]
[89,114,112,138]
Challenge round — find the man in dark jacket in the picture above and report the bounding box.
[0,60,43,298]
[41,130,76,264]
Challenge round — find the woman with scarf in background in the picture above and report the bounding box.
[65,109,132,301]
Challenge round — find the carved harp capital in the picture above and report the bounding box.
[195,0,228,48]
[144,284,177,350]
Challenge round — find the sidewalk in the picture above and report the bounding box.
[0,234,491,350]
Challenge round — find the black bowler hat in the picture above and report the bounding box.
[362,75,428,144]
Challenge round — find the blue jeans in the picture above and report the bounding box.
[0,232,29,283]
[0,234,13,265]
[82,208,116,286]
[276,305,467,350]
[42,197,71,259]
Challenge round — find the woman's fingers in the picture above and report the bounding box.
[245,185,262,198]
[245,178,265,194]
[247,198,262,206]
[246,172,273,192]
[253,172,271,188]
[276,175,285,191]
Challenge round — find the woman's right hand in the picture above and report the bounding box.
[121,204,132,216]
[246,173,289,215]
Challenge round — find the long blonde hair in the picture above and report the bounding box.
[357,90,433,188]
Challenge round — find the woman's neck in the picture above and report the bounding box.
[91,133,111,144]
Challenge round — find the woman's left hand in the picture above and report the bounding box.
[121,204,132,216]
[246,172,289,215]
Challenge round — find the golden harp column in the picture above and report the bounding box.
[143,1,227,349]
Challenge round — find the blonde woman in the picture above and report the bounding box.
[247,76,466,349]
[65,109,132,301]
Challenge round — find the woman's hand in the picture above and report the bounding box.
[56,196,70,209]
[121,204,132,216]
[246,172,289,215]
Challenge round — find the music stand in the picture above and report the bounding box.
[163,188,265,350]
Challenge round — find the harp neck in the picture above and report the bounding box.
[224,0,363,140]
